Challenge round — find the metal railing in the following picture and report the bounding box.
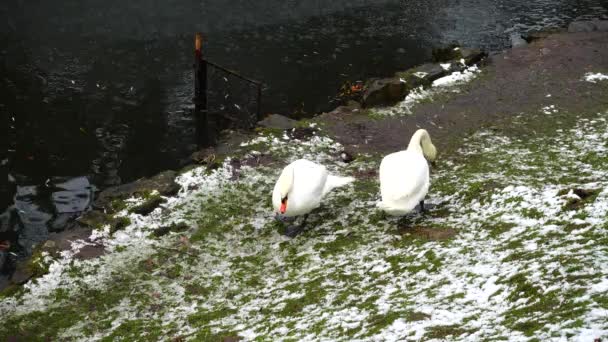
[193,33,263,146]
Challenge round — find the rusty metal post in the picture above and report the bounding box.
[256,84,262,122]
[194,33,208,147]
[0,110,10,210]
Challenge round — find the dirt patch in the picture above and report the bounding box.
[352,168,378,180]
[399,226,457,241]
[229,153,276,180]
[318,32,608,156]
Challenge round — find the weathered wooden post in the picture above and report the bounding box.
[194,32,209,147]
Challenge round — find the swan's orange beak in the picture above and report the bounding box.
[280,201,287,214]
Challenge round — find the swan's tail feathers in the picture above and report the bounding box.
[323,175,355,196]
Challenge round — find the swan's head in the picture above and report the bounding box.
[275,166,294,214]
[409,128,437,162]
[422,142,437,162]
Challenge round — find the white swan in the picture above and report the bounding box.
[377,129,437,216]
[272,159,354,235]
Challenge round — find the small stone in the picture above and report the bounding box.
[191,147,216,165]
[509,33,527,48]
[42,240,56,251]
[339,151,355,163]
[459,48,486,65]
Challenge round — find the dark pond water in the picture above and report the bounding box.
[1,0,607,286]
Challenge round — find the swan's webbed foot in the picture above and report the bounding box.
[275,214,296,223]
[282,214,310,238]
[284,224,305,238]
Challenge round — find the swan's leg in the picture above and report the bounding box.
[419,200,425,213]
[301,214,310,226]
[284,214,309,238]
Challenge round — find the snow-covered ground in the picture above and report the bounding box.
[1,101,607,340]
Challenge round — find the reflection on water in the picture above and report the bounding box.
[0,177,94,286]
[0,0,607,287]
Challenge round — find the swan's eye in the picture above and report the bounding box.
[281,196,288,204]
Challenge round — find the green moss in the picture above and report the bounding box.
[279,278,327,316]
[26,247,52,278]
[459,180,503,204]
[424,324,473,339]
[364,311,402,336]
[128,194,165,215]
[315,234,363,258]
[0,284,24,300]
[100,319,163,342]
[503,289,589,336]
[521,208,544,219]
[485,220,517,238]
[1,278,142,339]
[187,307,238,326]
[109,199,128,213]
[501,273,541,302]
[0,306,84,341]
[254,126,284,137]
[110,216,132,234]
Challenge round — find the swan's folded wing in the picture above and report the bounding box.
[380,151,429,202]
[292,159,328,197]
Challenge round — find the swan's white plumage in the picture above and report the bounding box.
[272,159,353,217]
[377,129,436,216]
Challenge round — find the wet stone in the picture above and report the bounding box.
[432,44,461,62]
[362,77,409,107]
[288,127,317,140]
[459,48,487,65]
[191,147,217,165]
[76,210,110,229]
[10,260,33,285]
[257,114,298,130]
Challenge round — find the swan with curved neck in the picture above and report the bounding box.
[273,159,354,236]
[377,129,437,216]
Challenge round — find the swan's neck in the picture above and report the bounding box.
[278,166,294,198]
[407,129,436,161]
